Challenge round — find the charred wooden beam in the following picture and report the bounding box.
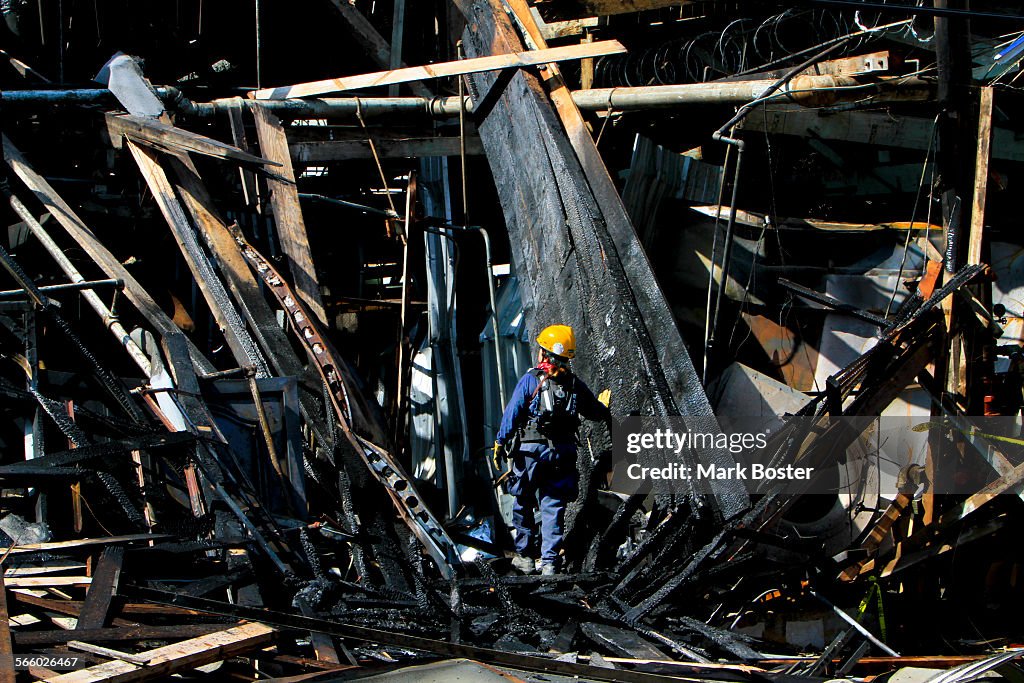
[289,136,484,162]
[105,114,278,167]
[126,141,272,377]
[2,136,215,375]
[75,546,125,631]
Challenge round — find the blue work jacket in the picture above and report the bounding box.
[496,369,609,453]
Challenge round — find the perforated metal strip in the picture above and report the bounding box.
[235,234,463,578]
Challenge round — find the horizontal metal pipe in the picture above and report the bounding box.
[176,94,468,119]
[0,88,467,118]
[0,76,932,118]
[298,192,398,218]
[573,75,933,110]
[0,278,124,299]
[1,88,116,104]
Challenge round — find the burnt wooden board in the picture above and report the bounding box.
[76,546,125,630]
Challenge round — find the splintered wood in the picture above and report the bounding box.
[44,623,275,682]
[104,114,279,167]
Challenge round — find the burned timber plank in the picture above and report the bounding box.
[126,587,718,683]
[252,105,329,324]
[1,136,214,374]
[289,136,484,162]
[968,86,994,265]
[457,0,748,518]
[0,534,169,557]
[105,114,278,167]
[580,623,668,661]
[250,40,626,99]
[125,141,270,376]
[14,625,227,647]
[44,622,275,683]
[75,546,125,631]
[7,594,136,627]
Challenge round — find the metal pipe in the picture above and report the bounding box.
[297,192,398,219]
[574,75,932,110]
[2,191,153,376]
[446,224,506,405]
[1,88,117,103]
[703,133,744,378]
[183,95,468,119]
[809,590,900,657]
[0,76,933,117]
[0,278,124,299]
[702,139,733,385]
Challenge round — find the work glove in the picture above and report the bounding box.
[598,389,611,408]
[492,441,505,471]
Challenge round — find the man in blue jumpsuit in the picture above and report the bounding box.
[493,324,610,575]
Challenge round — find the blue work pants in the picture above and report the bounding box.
[507,442,578,563]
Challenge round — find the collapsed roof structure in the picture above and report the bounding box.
[0,0,1023,680]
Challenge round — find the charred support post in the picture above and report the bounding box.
[933,0,980,416]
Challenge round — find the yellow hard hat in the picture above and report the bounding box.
[537,324,575,359]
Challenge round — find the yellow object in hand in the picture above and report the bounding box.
[492,442,505,470]
[598,389,611,408]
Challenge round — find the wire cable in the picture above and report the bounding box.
[884,113,939,319]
